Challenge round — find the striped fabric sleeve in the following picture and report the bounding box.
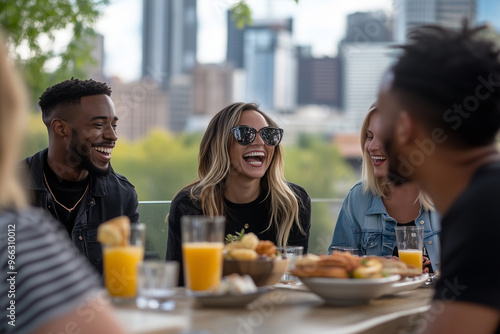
[0,208,102,334]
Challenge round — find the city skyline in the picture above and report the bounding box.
[95,0,393,82]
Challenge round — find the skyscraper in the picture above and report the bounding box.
[84,33,105,82]
[226,11,245,69]
[340,42,397,130]
[437,0,476,28]
[394,0,476,41]
[297,46,341,107]
[142,0,197,89]
[339,10,396,131]
[193,64,234,116]
[344,11,392,44]
[111,78,168,141]
[227,16,296,113]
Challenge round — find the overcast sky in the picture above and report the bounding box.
[95,0,394,82]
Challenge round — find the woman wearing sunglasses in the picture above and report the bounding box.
[166,102,311,286]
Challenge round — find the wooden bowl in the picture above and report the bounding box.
[223,258,290,286]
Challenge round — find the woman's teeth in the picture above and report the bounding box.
[244,152,264,165]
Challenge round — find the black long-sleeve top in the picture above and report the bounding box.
[165,182,311,286]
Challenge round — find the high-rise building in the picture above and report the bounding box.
[297,47,341,107]
[226,11,245,69]
[394,0,476,41]
[169,74,193,132]
[193,63,234,116]
[142,0,197,89]
[84,33,105,82]
[344,11,392,44]
[437,0,476,28]
[111,77,168,141]
[227,17,296,113]
[337,10,397,132]
[339,42,397,130]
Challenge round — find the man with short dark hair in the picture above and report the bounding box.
[21,78,139,274]
[377,23,500,333]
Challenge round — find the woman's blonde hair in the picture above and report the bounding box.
[184,102,304,247]
[0,32,27,209]
[361,102,434,210]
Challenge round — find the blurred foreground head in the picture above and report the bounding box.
[381,23,500,148]
[377,23,500,182]
[0,32,28,208]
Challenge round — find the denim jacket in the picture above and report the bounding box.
[21,149,140,274]
[329,181,441,272]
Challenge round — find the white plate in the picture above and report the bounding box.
[385,274,429,295]
[193,287,272,307]
[301,275,401,306]
[273,282,307,291]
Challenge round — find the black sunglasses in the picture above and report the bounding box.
[230,125,284,146]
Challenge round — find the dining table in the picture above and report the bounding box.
[112,283,435,334]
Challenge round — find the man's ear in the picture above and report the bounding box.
[51,118,70,138]
[395,110,416,145]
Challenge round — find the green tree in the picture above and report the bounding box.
[111,129,201,202]
[22,112,48,158]
[0,0,109,107]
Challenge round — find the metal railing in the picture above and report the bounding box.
[139,198,345,260]
[139,198,344,204]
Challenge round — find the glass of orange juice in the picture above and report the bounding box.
[103,223,145,302]
[395,226,424,271]
[181,216,225,293]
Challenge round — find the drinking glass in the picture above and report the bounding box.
[395,226,424,271]
[103,223,145,302]
[136,261,178,311]
[329,246,360,256]
[276,246,303,283]
[181,216,225,292]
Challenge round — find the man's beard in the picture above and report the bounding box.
[383,137,409,186]
[69,131,111,177]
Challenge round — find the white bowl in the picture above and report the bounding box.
[301,275,401,306]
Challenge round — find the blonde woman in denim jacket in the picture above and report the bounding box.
[328,103,441,273]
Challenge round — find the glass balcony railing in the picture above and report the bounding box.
[139,198,344,260]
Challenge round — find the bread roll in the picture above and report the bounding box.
[97,216,131,246]
[294,254,320,267]
[230,249,258,260]
[291,267,349,278]
[240,233,259,250]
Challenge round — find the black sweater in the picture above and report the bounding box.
[165,182,311,286]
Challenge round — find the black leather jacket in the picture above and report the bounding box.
[21,149,140,273]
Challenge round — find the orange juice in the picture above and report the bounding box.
[104,245,144,298]
[398,249,423,271]
[182,242,224,291]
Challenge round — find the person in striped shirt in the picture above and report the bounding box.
[0,32,127,334]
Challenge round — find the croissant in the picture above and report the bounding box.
[255,240,276,257]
